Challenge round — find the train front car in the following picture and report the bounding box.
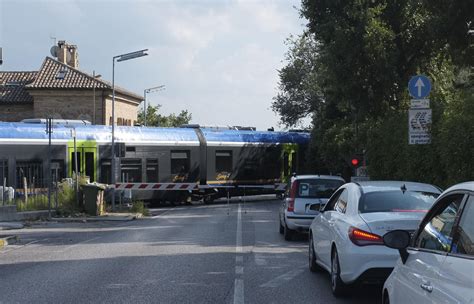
[0,122,310,205]
[200,128,310,201]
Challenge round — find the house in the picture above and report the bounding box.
[0,41,143,125]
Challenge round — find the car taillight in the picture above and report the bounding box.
[287,180,299,212]
[287,198,295,212]
[348,227,383,246]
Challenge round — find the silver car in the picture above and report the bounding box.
[279,175,345,240]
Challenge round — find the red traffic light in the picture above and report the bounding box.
[351,158,359,167]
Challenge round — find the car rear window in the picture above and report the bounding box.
[359,191,439,213]
[297,179,344,199]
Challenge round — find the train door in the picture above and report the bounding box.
[68,141,97,182]
[281,144,298,182]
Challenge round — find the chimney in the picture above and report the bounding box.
[56,40,79,69]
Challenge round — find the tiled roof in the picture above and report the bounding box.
[27,57,143,101]
[0,72,36,104]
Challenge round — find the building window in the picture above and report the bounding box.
[216,150,232,180]
[146,159,159,182]
[120,159,142,182]
[16,160,43,188]
[56,69,68,79]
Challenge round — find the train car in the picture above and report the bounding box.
[0,122,310,203]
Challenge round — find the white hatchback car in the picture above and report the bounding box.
[382,182,474,304]
[279,175,345,240]
[308,181,441,296]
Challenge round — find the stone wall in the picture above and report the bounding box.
[0,104,34,122]
[104,93,140,126]
[30,89,105,124]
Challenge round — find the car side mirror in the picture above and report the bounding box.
[383,230,410,264]
[319,204,326,212]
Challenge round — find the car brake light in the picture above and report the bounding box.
[348,227,383,246]
[287,180,299,212]
[287,198,295,212]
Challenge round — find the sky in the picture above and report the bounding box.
[0,0,308,131]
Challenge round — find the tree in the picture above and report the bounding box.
[273,0,473,185]
[137,105,192,127]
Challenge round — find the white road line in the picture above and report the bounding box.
[236,204,242,253]
[61,236,101,252]
[259,267,306,288]
[235,266,244,275]
[233,279,244,304]
[233,204,244,304]
[235,256,243,263]
[151,206,177,219]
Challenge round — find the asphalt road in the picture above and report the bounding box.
[0,198,381,304]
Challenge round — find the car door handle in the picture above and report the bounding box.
[420,283,433,293]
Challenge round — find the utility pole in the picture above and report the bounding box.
[46,118,53,219]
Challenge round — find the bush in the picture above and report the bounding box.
[130,201,150,216]
[56,182,81,216]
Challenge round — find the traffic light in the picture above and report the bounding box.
[350,154,363,168]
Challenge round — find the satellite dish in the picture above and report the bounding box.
[50,45,59,57]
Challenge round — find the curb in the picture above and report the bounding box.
[51,215,138,222]
[0,222,25,230]
[0,236,19,250]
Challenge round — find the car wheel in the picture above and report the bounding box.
[284,223,294,241]
[279,220,284,234]
[331,248,347,297]
[308,234,321,272]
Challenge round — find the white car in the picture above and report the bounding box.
[308,181,441,296]
[382,182,474,304]
[279,175,345,240]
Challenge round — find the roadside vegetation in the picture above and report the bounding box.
[130,201,150,216]
[273,1,473,188]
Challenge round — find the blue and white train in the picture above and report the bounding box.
[0,122,310,203]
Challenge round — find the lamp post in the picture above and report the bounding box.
[143,85,165,126]
[111,49,148,210]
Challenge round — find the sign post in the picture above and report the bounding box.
[408,75,432,145]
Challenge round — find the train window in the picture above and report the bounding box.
[0,160,7,186]
[171,151,190,177]
[146,159,159,182]
[216,151,232,179]
[126,146,136,152]
[100,159,111,184]
[120,159,142,183]
[16,160,43,188]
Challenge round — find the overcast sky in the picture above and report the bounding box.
[0,0,307,130]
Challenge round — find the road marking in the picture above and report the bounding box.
[61,236,101,252]
[233,279,244,304]
[233,204,244,304]
[236,204,242,253]
[259,267,305,288]
[151,206,177,219]
[235,266,244,275]
[236,256,243,263]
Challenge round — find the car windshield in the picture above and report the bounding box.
[359,190,439,213]
[296,179,344,199]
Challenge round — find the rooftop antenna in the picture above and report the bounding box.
[50,36,58,58]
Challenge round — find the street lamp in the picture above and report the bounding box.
[111,49,148,210]
[143,85,165,126]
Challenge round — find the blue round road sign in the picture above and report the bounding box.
[408,75,431,98]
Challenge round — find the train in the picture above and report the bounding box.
[0,121,310,203]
